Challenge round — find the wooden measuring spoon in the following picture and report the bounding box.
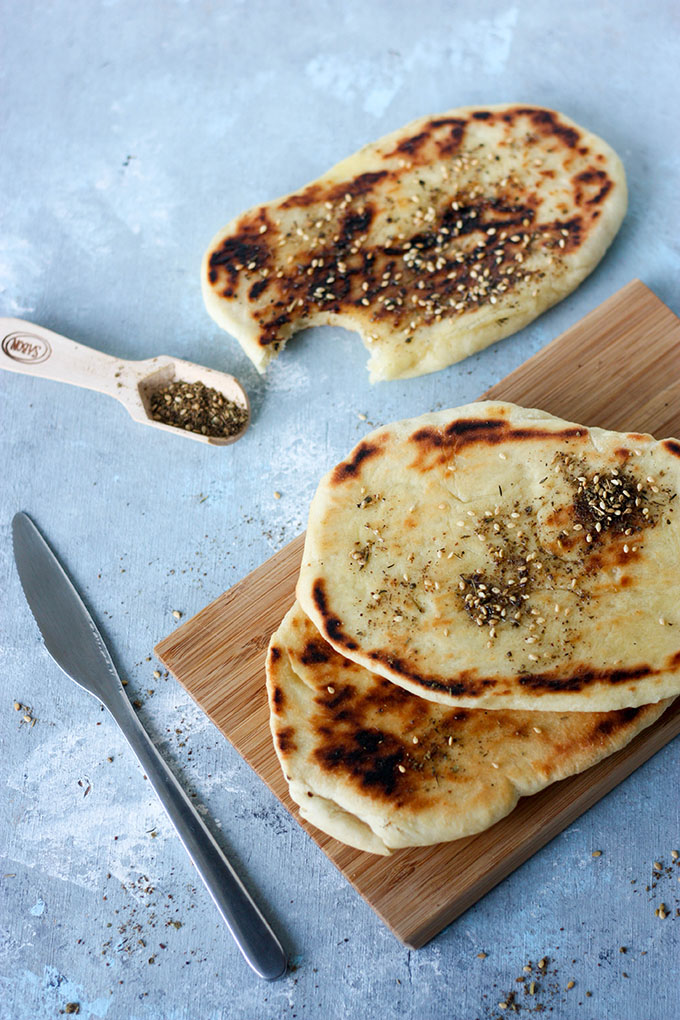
[0,317,250,446]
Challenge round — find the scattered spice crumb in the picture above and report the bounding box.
[18,705,37,727]
[477,951,487,959]
[65,1006,80,1016]
[592,850,602,857]
[172,610,182,620]
[274,491,281,500]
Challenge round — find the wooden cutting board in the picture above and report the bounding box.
[156,279,680,949]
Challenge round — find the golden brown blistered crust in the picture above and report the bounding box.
[310,578,673,699]
[205,106,619,353]
[268,619,656,805]
[406,417,586,474]
[308,413,680,700]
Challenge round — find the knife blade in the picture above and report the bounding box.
[12,511,287,981]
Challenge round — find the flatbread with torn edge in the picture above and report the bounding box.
[203,104,626,382]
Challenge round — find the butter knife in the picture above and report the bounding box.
[11,512,287,981]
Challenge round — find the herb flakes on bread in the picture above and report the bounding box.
[203,105,626,381]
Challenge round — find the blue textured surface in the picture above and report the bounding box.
[1,3,679,1018]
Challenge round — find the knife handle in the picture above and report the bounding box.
[105,693,287,980]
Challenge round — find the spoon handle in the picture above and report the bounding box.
[105,691,288,980]
[0,317,123,397]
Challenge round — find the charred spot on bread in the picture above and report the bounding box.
[299,638,332,665]
[313,730,406,798]
[272,685,285,710]
[276,727,297,753]
[331,439,385,484]
[594,706,643,737]
[312,579,359,651]
[518,664,656,693]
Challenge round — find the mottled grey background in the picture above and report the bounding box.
[1,2,679,1018]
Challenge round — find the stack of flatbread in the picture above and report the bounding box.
[203,104,626,381]
[266,402,680,854]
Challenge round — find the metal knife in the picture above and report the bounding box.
[11,511,287,981]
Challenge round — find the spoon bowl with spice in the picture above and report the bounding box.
[0,317,250,445]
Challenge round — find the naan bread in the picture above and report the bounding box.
[267,603,671,854]
[297,401,680,712]
[202,104,626,382]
